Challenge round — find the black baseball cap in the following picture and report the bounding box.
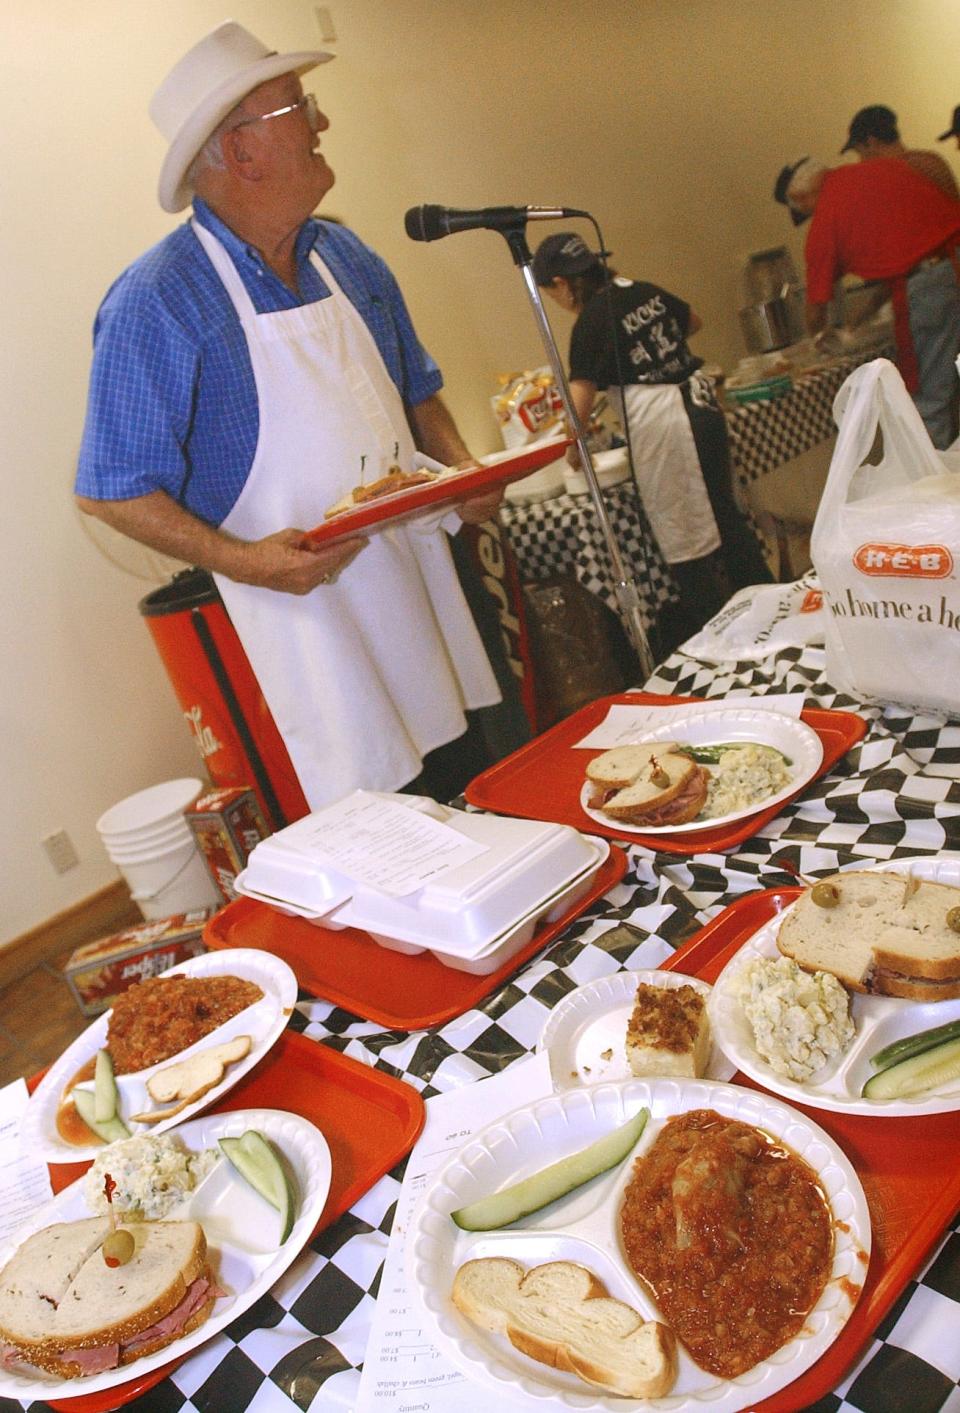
[938,104,960,141]
[532,232,600,285]
[841,104,899,152]
[773,158,812,226]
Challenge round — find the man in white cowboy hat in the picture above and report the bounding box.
[75,21,517,809]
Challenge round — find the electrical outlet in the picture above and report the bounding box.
[42,829,80,874]
[314,6,336,43]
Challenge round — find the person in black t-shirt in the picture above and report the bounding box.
[533,233,771,631]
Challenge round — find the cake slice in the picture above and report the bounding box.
[626,982,711,1078]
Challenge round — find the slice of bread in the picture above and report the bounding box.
[586,743,683,791]
[626,982,711,1078]
[451,1257,677,1400]
[0,1218,210,1370]
[777,871,960,1000]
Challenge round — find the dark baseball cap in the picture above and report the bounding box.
[841,104,899,152]
[773,158,812,225]
[532,232,600,285]
[938,104,960,141]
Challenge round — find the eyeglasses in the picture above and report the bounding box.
[232,93,319,131]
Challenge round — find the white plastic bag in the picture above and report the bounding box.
[680,574,824,663]
[811,358,960,718]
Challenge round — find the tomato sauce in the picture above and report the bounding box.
[620,1109,833,1379]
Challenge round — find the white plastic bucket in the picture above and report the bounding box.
[96,779,219,919]
[103,820,195,860]
[96,778,203,838]
[119,838,220,920]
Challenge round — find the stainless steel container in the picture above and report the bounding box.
[738,289,806,353]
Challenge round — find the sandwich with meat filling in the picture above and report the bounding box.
[586,744,710,827]
[0,1217,223,1378]
[324,466,440,519]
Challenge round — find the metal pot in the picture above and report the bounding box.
[738,288,805,353]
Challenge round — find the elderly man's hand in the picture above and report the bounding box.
[456,486,504,524]
[237,528,367,594]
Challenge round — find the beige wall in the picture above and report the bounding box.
[2,0,958,941]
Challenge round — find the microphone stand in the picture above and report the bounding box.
[498,223,656,680]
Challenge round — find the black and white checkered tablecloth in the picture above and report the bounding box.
[725,345,897,487]
[500,481,679,628]
[11,644,960,1413]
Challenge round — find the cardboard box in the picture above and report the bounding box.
[63,910,214,1017]
[185,786,271,904]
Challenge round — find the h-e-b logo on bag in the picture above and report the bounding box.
[853,543,954,578]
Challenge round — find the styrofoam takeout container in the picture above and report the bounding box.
[361,837,610,973]
[235,793,447,921]
[330,810,602,955]
[234,795,607,967]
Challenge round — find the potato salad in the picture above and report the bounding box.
[84,1132,219,1219]
[702,744,791,819]
[738,955,855,1081]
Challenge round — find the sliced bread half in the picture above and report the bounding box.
[451,1257,677,1399]
[586,743,683,792]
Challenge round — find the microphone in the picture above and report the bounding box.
[404,204,588,242]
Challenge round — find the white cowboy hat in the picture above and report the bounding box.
[150,20,334,213]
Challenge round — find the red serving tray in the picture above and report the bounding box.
[661,888,960,1413]
[465,692,867,854]
[304,438,571,548]
[28,1029,425,1413]
[204,846,627,1030]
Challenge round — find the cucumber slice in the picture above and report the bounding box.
[219,1131,296,1243]
[94,1049,118,1124]
[451,1107,649,1232]
[870,1017,960,1071]
[862,1035,960,1099]
[71,1086,130,1144]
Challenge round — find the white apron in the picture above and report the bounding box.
[612,380,720,563]
[192,221,499,808]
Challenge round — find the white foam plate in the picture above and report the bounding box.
[0,1107,330,1400]
[410,1079,869,1412]
[709,856,960,1116]
[537,970,735,1090]
[23,949,297,1163]
[579,707,823,835]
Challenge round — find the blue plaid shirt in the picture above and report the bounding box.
[75,200,443,525]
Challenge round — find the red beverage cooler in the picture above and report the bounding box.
[139,569,309,831]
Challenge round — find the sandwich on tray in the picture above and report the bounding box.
[324,466,440,519]
[777,870,960,1001]
[0,1216,223,1379]
[586,743,710,827]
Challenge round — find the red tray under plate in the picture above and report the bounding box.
[28,1028,425,1413]
[204,846,628,1030]
[465,691,868,854]
[661,888,960,1413]
[304,438,571,548]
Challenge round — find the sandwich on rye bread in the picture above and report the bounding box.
[777,871,960,1001]
[0,1217,222,1378]
[586,743,710,827]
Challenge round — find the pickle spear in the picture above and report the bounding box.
[451,1107,649,1231]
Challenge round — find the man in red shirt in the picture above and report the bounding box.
[840,104,958,199]
[776,156,960,447]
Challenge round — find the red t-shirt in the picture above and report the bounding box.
[804,158,960,303]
